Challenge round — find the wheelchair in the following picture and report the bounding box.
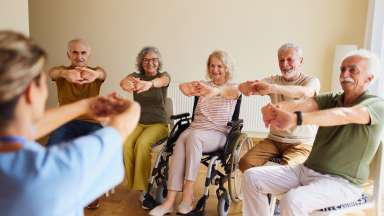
[143,95,253,216]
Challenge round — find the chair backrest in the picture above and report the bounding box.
[165,97,174,128]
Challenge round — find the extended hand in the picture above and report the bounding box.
[62,69,84,84]
[239,81,256,96]
[269,105,296,130]
[135,78,153,93]
[261,103,276,127]
[194,81,218,97]
[251,81,274,96]
[77,67,99,84]
[121,76,138,92]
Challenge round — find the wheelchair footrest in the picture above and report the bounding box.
[186,195,208,216]
[142,193,159,210]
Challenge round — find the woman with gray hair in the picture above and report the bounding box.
[149,50,240,216]
[120,46,171,204]
[0,31,140,216]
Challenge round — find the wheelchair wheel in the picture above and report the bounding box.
[217,193,230,216]
[228,134,253,203]
[154,183,167,204]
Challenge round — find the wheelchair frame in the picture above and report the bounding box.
[144,96,252,216]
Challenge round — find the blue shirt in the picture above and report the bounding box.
[0,127,123,216]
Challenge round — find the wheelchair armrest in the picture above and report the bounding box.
[170,113,190,120]
[227,119,244,127]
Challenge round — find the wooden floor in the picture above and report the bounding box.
[85,164,242,216]
[84,165,374,216]
[84,138,376,216]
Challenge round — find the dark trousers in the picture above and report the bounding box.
[47,120,103,147]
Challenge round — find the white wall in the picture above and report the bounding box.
[28,0,368,107]
[0,0,29,35]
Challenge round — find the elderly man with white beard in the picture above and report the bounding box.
[242,49,384,216]
[238,43,320,172]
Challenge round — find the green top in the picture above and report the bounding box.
[304,91,384,185]
[130,71,171,124]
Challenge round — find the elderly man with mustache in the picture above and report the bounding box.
[242,49,384,216]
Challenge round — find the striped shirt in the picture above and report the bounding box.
[190,81,237,134]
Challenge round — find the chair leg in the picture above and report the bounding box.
[269,194,277,216]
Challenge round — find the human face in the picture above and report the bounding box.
[208,57,227,85]
[339,56,372,94]
[278,48,303,81]
[142,52,159,76]
[67,42,90,67]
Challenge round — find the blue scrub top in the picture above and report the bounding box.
[0,127,123,216]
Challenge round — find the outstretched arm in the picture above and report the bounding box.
[33,98,95,140]
[264,103,370,130]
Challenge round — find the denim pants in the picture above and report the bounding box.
[47,120,103,147]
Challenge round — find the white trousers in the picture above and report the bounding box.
[242,164,362,216]
[167,128,226,191]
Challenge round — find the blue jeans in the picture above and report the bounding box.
[47,120,103,147]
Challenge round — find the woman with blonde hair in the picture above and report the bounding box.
[149,50,240,216]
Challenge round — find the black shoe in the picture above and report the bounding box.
[141,193,158,210]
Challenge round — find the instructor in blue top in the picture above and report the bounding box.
[0,31,140,216]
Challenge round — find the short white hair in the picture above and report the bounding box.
[278,43,303,58]
[342,49,382,77]
[67,38,90,52]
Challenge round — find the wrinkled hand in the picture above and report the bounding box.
[261,103,277,127]
[179,82,198,96]
[135,78,153,93]
[194,81,218,97]
[268,105,296,130]
[121,76,138,92]
[77,67,99,84]
[62,69,83,84]
[239,81,256,96]
[252,81,275,96]
[89,93,128,118]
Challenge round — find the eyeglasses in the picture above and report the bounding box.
[143,58,159,64]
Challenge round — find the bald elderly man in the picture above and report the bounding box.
[47,39,107,208]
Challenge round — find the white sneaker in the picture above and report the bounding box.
[149,205,174,216]
[177,202,193,214]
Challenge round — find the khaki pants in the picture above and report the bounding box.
[123,123,169,191]
[239,138,312,172]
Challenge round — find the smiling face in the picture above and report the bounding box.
[141,52,159,76]
[339,55,373,95]
[208,56,227,85]
[67,41,90,67]
[278,47,303,81]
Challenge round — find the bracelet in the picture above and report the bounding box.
[294,111,302,126]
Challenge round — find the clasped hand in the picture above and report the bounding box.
[64,67,99,84]
[261,103,296,130]
[121,77,153,93]
[239,80,275,96]
[180,81,217,97]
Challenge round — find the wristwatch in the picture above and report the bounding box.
[294,111,302,126]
